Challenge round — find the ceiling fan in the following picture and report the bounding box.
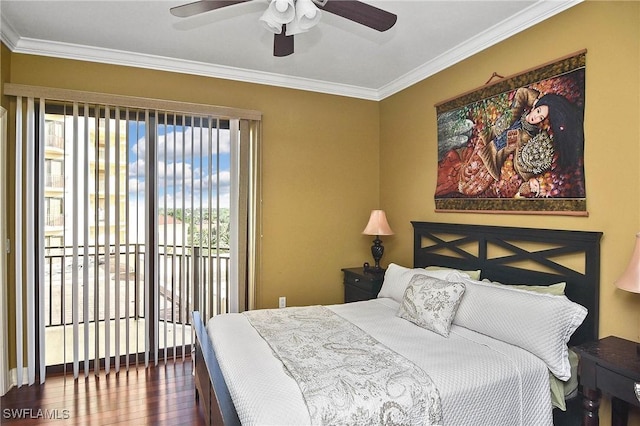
[170,0,397,57]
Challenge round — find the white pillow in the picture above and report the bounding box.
[453,277,587,381]
[378,263,470,303]
[397,274,466,337]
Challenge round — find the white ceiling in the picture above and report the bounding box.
[0,0,581,100]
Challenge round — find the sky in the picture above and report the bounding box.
[127,120,233,210]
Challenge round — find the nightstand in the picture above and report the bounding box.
[342,267,385,303]
[573,335,640,426]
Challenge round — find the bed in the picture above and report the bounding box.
[193,221,603,425]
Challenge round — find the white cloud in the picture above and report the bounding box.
[128,158,146,177]
[130,166,232,209]
[157,160,194,181]
[131,127,231,161]
[191,170,231,190]
[128,177,145,194]
[157,188,231,210]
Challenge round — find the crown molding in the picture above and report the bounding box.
[378,0,583,100]
[3,35,381,100]
[0,13,19,51]
[1,0,581,101]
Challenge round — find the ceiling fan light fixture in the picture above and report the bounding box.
[274,0,291,13]
[285,17,305,35]
[259,9,283,33]
[266,0,295,24]
[286,0,321,35]
[260,13,282,34]
[294,0,321,29]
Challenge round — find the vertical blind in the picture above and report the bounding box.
[0,106,9,396]
[5,84,261,385]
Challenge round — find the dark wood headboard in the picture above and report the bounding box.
[412,222,603,346]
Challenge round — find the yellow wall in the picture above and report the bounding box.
[380,1,639,423]
[1,43,10,104]
[0,41,13,369]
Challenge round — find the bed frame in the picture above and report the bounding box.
[193,310,240,426]
[193,221,603,425]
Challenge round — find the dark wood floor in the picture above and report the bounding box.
[1,358,206,425]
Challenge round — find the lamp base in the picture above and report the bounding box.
[370,236,385,271]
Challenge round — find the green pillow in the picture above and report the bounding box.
[425,266,481,281]
[549,349,579,411]
[483,279,566,296]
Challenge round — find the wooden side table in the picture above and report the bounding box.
[342,267,385,303]
[573,335,640,426]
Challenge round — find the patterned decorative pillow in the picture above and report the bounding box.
[397,274,466,337]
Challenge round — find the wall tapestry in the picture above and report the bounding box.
[434,50,587,215]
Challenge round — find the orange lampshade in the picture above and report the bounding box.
[362,210,394,236]
[615,233,640,293]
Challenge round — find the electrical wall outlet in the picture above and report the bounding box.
[278,296,286,308]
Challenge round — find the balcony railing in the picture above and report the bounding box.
[44,244,230,329]
[45,174,64,188]
[45,214,64,227]
[45,135,64,150]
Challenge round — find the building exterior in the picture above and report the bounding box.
[44,114,128,250]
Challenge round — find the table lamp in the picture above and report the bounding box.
[362,210,394,272]
[615,233,640,293]
[614,232,640,356]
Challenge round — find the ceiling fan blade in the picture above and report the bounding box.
[170,0,251,18]
[319,0,397,32]
[274,29,294,57]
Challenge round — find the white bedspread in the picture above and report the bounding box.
[207,298,553,426]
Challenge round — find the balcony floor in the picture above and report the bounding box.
[45,319,194,367]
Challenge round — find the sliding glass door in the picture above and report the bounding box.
[7,88,260,383]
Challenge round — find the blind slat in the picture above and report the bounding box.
[72,102,80,379]
[37,99,46,382]
[114,106,121,374]
[14,97,24,388]
[83,104,90,377]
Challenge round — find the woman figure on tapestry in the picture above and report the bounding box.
[477,87,547,181]
[435,84,585,199]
